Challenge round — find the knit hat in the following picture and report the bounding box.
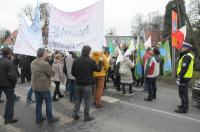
[182,42,193,49]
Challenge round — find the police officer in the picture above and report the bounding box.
[175,42,194,113]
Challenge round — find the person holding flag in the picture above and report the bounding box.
[175,42,195,113]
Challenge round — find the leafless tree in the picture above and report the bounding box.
[106,28,117,36]
[131,13,144,37]
[22,4,34,21]
[188,0,200,23]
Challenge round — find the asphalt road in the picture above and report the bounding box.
[0,81,200,132]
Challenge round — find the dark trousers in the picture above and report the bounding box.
[34,91,53,122]
[67,80,76,102]
[0,86,15,120]
[179,81,189,111]
[21,68,31,83]
[146,77,157,99]
[0,89,2,100]
[53,81,62,99]
[114,75,121,91]
[121,83,133,93]
[73,85,92,118]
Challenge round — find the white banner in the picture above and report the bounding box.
[14,4,43,57]
[48,0,104,51]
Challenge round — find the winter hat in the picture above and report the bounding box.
[182,42,193,49]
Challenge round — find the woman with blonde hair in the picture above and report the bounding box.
[52,54,65,101]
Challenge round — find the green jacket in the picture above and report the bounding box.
[31,59,55,91]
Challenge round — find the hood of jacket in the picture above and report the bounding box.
[91,52,102,62]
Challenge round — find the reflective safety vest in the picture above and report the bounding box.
[177,52,194,78]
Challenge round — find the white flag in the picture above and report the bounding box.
[116,46,123,64]
[144,36,152,49]
[123,39,135,57]
[179,26,187,40]
[14,1,43,56]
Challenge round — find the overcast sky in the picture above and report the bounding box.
[0,0,190,35]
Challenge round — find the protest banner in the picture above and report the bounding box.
[48,0,104,51]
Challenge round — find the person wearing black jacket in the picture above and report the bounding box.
[0,47,18,124]
[175,42,195,113]
[71,45,102,122]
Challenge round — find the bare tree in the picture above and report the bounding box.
[106,28,117,36]
[23,4,34,21]
[188,0,200,23]
[131,13,144,37]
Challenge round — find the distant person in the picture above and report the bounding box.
[31,48,59,124]
[120,47,135,95]
[52,54,65,101]
[144,48,160,101]
[64,52,77,102]
[0,47,18,124]
[72,45,102,121]
[142,47,153,91]
[19,55,31,83]
[175,43,194,113]
[91,51,109,108]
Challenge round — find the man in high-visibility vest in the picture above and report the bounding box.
[175,42,194,114]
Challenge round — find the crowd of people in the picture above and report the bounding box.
[0,42,194,124]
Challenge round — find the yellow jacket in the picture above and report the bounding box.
[91,52,109,77]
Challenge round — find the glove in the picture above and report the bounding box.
[176,77,180,85]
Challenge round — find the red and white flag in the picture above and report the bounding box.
[172,26,186,49]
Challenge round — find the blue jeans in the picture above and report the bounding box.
[34,91,53,122]
[27,87,33,101]
[65,80,69,93]
[0,86,15,120]
[67,80,76,102]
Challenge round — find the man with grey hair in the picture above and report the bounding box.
[31,48,59,124]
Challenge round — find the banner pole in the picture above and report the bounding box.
[172,47,176,78]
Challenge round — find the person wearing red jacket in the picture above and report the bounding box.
[144,48,161,101]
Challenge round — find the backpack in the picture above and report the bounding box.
[119,61,127,74]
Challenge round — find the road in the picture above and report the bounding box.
[0,80,200,132]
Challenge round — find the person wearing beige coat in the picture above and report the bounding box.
[52,54,65,101]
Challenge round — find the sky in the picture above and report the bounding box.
[0,0,190,35]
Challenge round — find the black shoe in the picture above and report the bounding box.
[84,116,94,122]
[177,105,183,109]
[143,90,148,93]
[117,89,121,92]
[26,100,35,105]
[152,95,156,99]
[27,80,31,82]
[129,91,134,94]
[36,117,46,124]
[15,96,20,101]
[48,117,59,122]
[95,103,104,109]
[72,115,80,120]
[53,98,59,102]
[59,95,64,98]
[122,91,127,94]
[144,97,152,101]
[5,119,18,124]
[174,108,188,113]
[0,100,5,103]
